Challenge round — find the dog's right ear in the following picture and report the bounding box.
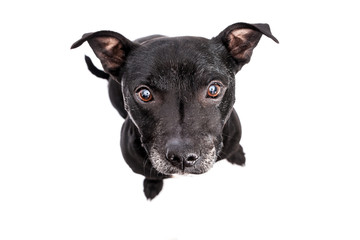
[71,31,138,76]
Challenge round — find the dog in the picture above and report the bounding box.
[71,22,278,199]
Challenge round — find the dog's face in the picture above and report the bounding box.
[71,23,278,175]
[122,37,235,174]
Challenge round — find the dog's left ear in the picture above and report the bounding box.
[214,22,279,72]
[71,31,138,77]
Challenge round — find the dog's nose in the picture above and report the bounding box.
[165,139,199,169]
[166,151,199,169]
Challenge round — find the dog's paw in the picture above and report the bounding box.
[143,178,164,200]
[227,145,246,166]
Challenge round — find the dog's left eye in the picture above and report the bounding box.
[207,83,221,98]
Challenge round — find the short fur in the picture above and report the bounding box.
[71,22,278,199]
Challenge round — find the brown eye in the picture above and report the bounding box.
[207,83,221,98]
[138,88,153,102]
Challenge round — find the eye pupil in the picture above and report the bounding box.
[209,85,217,94]
[208,84,221,97]
[138,89,153,102]
[141,90,150,99]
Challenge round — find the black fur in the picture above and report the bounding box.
[71,23,278,199]
[85,55,109,79]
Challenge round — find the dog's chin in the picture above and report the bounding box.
[149,148,217,176]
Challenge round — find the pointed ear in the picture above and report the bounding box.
[214,22,279,72]
[71,31,138,76]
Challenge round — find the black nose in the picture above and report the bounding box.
[166,152,199,168]
[166,139,199,169]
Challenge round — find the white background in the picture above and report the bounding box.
[1,0,359,239]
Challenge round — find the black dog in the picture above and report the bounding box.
[71,22,278,199]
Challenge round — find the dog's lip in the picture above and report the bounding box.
[168,159,215,175]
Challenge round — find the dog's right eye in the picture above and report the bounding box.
[137,88,153,102]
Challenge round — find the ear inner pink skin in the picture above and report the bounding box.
[228,29,261,64]
[88,37,125,71]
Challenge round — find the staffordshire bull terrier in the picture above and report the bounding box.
[71,22,278,199]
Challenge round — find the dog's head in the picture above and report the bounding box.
[71,23,278,175]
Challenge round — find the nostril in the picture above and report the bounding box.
[184,153,199,167]
[186,154,199,162]
[171,155,182,163]
[166,151,182,165]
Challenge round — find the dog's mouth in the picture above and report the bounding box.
[148,147,217,175]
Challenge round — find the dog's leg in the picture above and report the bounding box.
[143,178,164,200]
[219,109,245,166]
[227,144,246,166]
